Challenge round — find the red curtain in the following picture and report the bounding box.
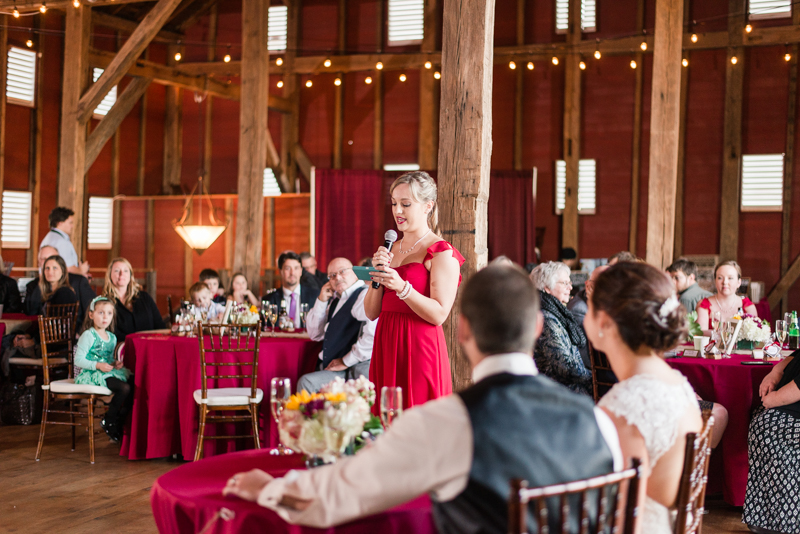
[487,170,537,265]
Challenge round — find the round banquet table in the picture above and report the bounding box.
[0,313,39,338]
[151,449,435,534]
[120,332,321,460]
[666,351,776,506]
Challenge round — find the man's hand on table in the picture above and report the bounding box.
[223,469,274,502]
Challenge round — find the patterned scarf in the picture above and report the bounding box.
[539,290,587,348]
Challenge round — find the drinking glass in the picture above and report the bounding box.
[268,305,279,335]
[775,320,788,348]
[270,377,293,455]
[300,303,309,328]
[719,321,734,356]
[711,311,722,341]
[380,387,403,429]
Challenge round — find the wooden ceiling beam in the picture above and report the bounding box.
[92,11,183,41]
[0,0,154,10]
[176,0,217,30]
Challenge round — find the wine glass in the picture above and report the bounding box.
[268,304,279,335]
[775,320,788,349]
[380,387,403,429]
[719,321,734,356]
[711,311,722,341]
[299,303,308,329]
[270,377,292,455]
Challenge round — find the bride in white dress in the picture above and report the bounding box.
[582,262,703,534]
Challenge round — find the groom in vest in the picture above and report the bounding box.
[296,257,377,393]
[224,265,623,533]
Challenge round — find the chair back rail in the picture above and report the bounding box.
[38,315,74,384]
[674,410,715,534]
[509,458,642,534]
[589,343,616,403]
[197,323,261,403]
[43,301,80,338]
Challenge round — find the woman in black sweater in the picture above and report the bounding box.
[24,255,78,316]
[102,257,165,342]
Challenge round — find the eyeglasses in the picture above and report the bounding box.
[556,280,573,287]
[328,267,353,280]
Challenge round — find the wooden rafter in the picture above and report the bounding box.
[92,11,183,41]
[0,0,154,10]
[176,0,218,31]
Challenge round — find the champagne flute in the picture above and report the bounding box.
[380,386,403,429]
[775,320,788,348]
[711,311,722,340]
[719,321,734,356]
[270,377,292,455]
[300,303,308,329]
[268,304,279,335]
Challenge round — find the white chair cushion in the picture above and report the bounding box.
[9,357,68,366]
[48,378,112,396]
[193,387,263,406]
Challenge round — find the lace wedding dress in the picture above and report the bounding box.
[599,373,699,534]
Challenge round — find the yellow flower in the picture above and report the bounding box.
[250,305,258,313]
[733,315,742,321]
[324,392,347,403]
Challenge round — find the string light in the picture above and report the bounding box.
[73,0,79,7]
[13,6,19,18]
[223,44,231,63]
[174,51,181,61]
[682,57,689,67]
[594,40,601,59]
[277,80,284,88]
[365,76,372,84]
[786,52,792,62]
[305,79,312,88]
[26,40,33,47]
[509,61,516,69]
[527,62,534,70]
[745,24,752,33]
[579,61,586,70]
[730,55,738,65]
[552,56,559,65]
[640,41,647,51]
[630,59,637,69]
[276,57,283,66]
[324,58,331,67]
[334,77,342,86]
[433,71,441,79]
[376,61,383,70]
[691,33,698,43]
[399,73,407,82]
[424,61,432,69]
[39,2,47,13]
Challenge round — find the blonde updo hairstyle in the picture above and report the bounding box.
[390,171,439,235]
[714,260,742,279]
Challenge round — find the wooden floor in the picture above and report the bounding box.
[0,423,748,533]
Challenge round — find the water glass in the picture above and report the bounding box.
[270,377,292,455]
[380,386,403,429]
[300,303,309,328]
[775,320,788,348]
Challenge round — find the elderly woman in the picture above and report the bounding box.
[103,258,165,342]
[530,261,591,395]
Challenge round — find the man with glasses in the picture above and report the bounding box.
[296,257,377,393]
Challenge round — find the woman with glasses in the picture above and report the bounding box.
[530,261,592,395]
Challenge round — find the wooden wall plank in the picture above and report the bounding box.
[628,0,645,255]
[26,17,41,266]
[418,0,439,170]
[673,0,691,259]
[203,4,217,190]
[280,0,300,191]
[332,0,345,169]
[513,0,524,171]
[561,0,581,254]
[162,44,183,194]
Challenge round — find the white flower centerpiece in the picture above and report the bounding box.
[230,302,260,325]
[735,313,771,349]
[279,376,376,465]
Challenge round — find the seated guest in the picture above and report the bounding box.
[744,350,800,533]
[607,251,637,265]
[199,269,226,304]
[103,258,165,342]
[262,252,319,327]
[39,206,89,276]
[300,252,328,290]
[226,272,261,308]
[666,259,712,313]
[359,257,373,268]
[696,260,757,335]
[24,255,78,316]
[189,282,225,321]
[297,258,377,393]
[0,268,22,314]
[2,328,39,385]
[25,246,95,320]
[585,262,703,533]
[489,255,514,267]
[224,265,623,532]
[568,265,609,368]
[560,247,579,270]
[531,261,591,395]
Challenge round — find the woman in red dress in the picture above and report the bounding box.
[365,172,464,410]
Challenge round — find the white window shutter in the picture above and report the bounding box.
[555,0,597,34]
[388,0,425,45]
[268,6,288,51]
[555,159,596,215]
[92,68,118,118]
[741,154,784,211]
[748,0,791,20]
[1,191,32,249]
[87,197,114,250]
[6,47,36,107]
[263,168,282,197]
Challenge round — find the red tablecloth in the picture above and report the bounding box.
[121,333,321,460]
[151,449,435,534]
[667,353,774,506]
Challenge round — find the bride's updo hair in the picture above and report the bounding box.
[591,262,687,352]
[390,171,439,235]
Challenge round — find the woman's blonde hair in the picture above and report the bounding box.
[390,171,439,235]
[103,257,140,308]
[714,260,742,279]
[39,255,73,302]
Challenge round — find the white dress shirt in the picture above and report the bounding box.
[256,352,623,528]
[281,285,303,328]
[305,280,377,367]
[39,229,79,268]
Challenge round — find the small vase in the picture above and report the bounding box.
[737,340,754,350]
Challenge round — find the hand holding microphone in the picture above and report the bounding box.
[372,230,398,290]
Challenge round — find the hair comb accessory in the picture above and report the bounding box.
[659,294,680,318]
[89,296,110,311]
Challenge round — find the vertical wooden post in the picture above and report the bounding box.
[162,43,183,194]
[233,0,269,291]
[673,0,691,259]
[438,0,496,391]
[137,48,149,196]
[280,0,300,191]
[332,0,345,169]
[110,32,122,261]
[513,0,524,171]
[203,4,217,188]
[718,0,746,262]
[561,0,582,254]
[644,0,684,269]
[27,17,42,266]
[780,8,799,316]
[57,4,91,253]
[224,197,234,270]
[373,0,384,171]
[146,199,155,270]
[628,0,645,255]
[418,0,440,170]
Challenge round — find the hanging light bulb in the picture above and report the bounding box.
[334,77,342,86]
[399,73,407,82]
[305,79,313,88]
[39,2,47,13]
[786,52,792,62]
[433,71,441,80]
[26,39,33,48]
[365,76,373,84]
[640,41,647,51]
[376,61,383,70]
[682,57,689,67]
[594,40,601,59]
[276,57,283,66]
[527,61,534,70]
[13,6,20,18]
[73,0,79,7]
[579,61,586,70]
[691,33,698,43]
[324,58,332,67]
[174,51,182,62]
[224,54,231,63]
[745,24,752,33]
[277,80,284,88]
[424,61,432,69]
[630,59,637,69]
[552,56,559,65]
[509,61,516,70]
[731,55,738,65]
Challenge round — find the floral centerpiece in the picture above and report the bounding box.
[230,302,260,325]
[279,376,378,464]
[734,313,771,349]
[686,311,703,341]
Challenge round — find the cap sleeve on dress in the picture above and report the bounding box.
[742,297,754,309]
[697,298,711,311]
[424,241,466,266]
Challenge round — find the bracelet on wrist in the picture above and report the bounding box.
[397,281,412,300]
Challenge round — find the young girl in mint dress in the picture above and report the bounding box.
[74,297,132,442]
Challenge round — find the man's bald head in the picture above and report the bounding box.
[327,257,357,294]
[38,246,58,269]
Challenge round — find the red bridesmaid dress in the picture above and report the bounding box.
[369,241,465,411]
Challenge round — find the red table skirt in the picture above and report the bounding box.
[120,333,321,460]
[151,449,435,534]
[667,352,774,506]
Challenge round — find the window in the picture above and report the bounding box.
[1,191,32,248]
[87,196,113,250]
[555,0,596,34]
[555,159,596,215]
[741,154,784,211]
[388,0,424,45]
[263,168,282,197]
[268,5,288,51]
[383,163,420,171]
[6,46,36,107]
[92,68,117,118]
[748,0,791,20]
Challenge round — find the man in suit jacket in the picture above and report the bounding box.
[297,257,377,393]
[262,251,319,328]
[0,271,22,313]
[25,246,95,320]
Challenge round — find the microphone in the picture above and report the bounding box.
[373,230,398,289]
